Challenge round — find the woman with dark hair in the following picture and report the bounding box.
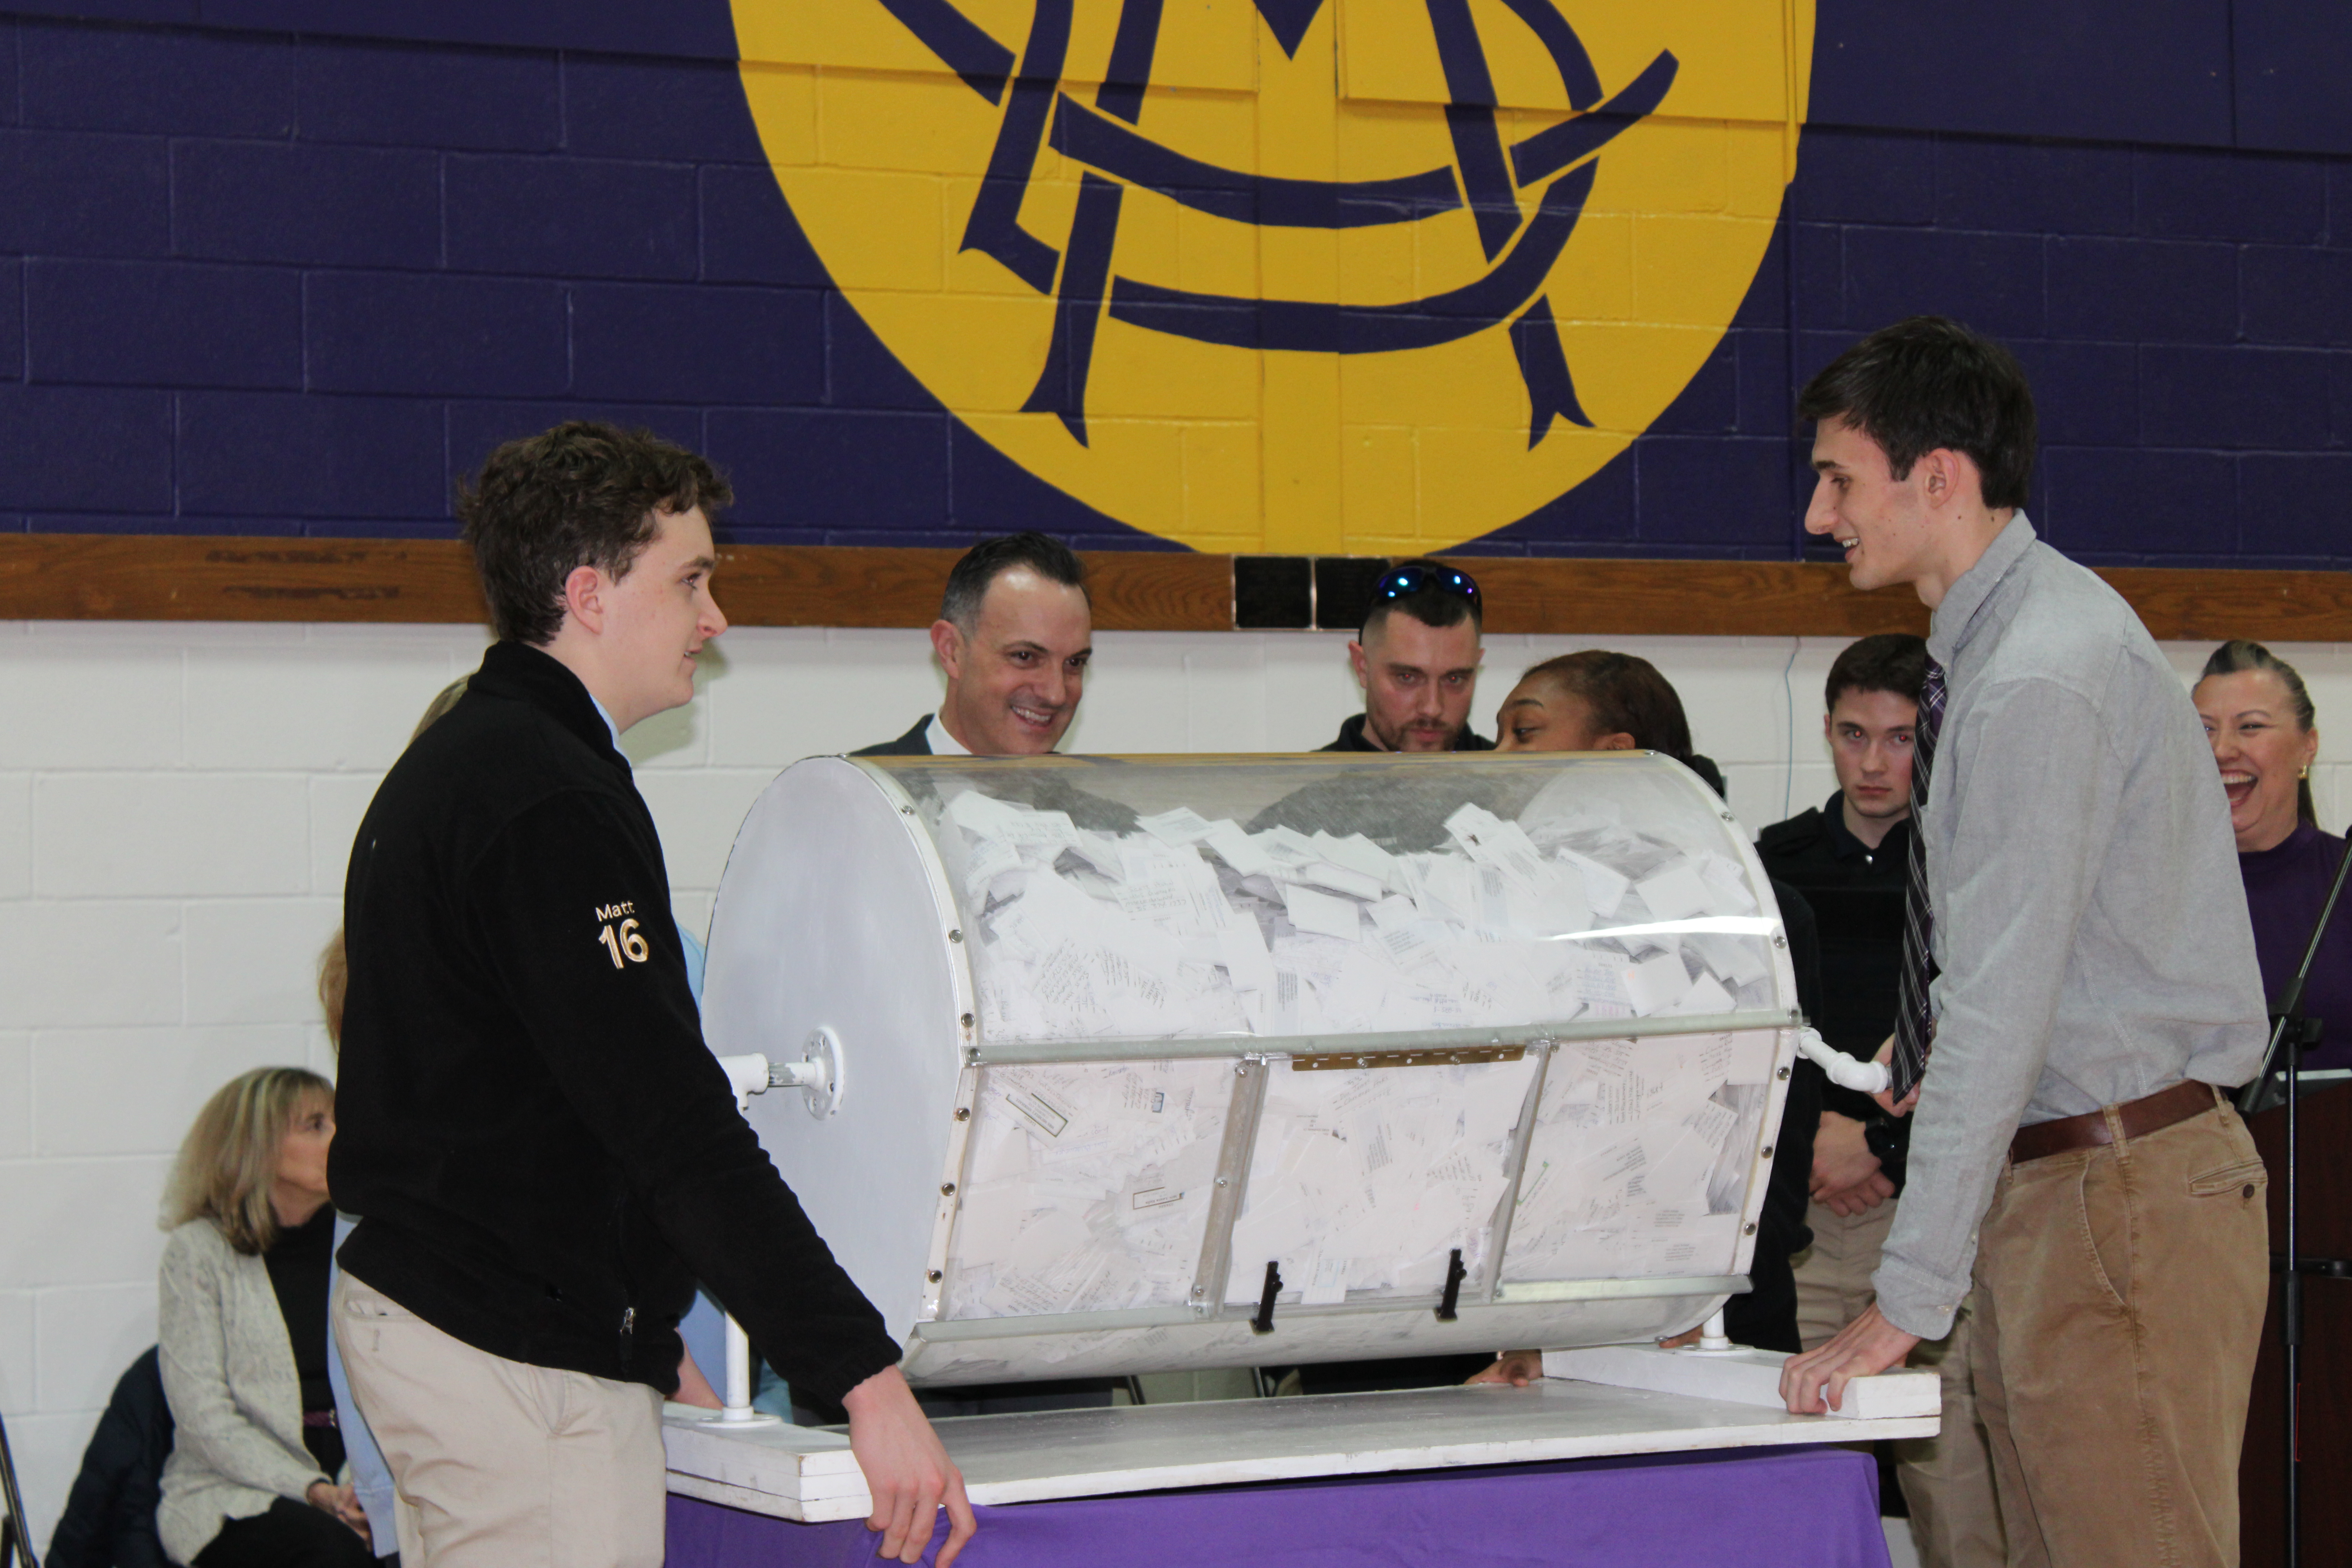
[1478,650,1824,1357]
[156,1068,374,1567]
[2193,639,2352,1069]
[1492,649,1691,759]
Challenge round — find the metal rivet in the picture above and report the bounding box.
[2243,1183,2256,1199]
[1743,1223,1757,1236]
[927,1270,942,1282]
[1772,935,1788,949]
[1215,1176,1229,1187]
[1760,1145,1774,1158]
[1776,1066,1790,1080]
[947,928,963,943]
[960,1012,974,1028]
[900,805,915,816]
[940,1182,957,1196]
[954,1107,970,1122]
[1191,1285,1205,1297]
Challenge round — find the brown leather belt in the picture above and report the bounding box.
[2009,1079,2221,1165]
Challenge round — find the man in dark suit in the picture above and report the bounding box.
[856,532,1092,757]
[842,532,1123,1417]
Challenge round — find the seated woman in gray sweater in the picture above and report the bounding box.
[156,1067,374,1567]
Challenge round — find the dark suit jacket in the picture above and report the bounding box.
[848,714,1138,833]
[852,715,935,757]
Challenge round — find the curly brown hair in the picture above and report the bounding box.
[459,421,733,645]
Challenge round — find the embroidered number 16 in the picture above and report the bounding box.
[598,917,650,969]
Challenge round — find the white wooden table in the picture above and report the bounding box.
[664,1349,1938,1522]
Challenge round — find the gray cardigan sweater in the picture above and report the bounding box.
[155,1218,335,1565]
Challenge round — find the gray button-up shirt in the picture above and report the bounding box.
[1871,514,2267,1338]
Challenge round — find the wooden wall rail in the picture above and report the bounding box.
[2,534,2348,642]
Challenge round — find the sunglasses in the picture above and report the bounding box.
[1371,563,1481,606]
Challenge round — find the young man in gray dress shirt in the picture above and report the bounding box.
[1777,318,2271,1567]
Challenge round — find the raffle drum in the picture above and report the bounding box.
[700,751,1802,1386]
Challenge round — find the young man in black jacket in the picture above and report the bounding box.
[1758,633,2003,1568]
[329,422,973,1568]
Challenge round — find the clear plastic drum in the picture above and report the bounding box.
[702,751,1800,1383]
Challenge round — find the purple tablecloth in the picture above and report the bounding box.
[667,1445,1889,1568]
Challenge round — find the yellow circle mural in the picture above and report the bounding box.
[734,0,1813,555]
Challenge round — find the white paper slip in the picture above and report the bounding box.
[1258,825,1322,863]
[1623,951,1691,1015]
[1557,849,1630,918]
[1203,819,1274,877]
[944,787,1022,837]
[1632,864,1714,922]
[1137,806,1216,846]
[1688,931,1768,988]
[1679,972,1736,1016]
[1723,1032,1777,1084]
[1297,860,1385,902]
[1696,853,1760,911]
[1301,1252,1349,1306]
[1219,919,1279,994]
[1310,831,1399,889]
[1283,882,1365,942]
[960,831,1021,890]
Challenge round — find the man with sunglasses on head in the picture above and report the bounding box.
[1321,559,1493,753]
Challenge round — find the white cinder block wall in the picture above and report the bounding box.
[4,618,2347,1546]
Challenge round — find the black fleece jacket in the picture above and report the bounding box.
[330,641,899,1401]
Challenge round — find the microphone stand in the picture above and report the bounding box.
[2236,829,2352,1568]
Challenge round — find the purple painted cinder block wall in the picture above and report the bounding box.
[0,0,2346,564]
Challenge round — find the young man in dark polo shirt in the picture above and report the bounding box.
[330,423,973,1568]
[1759,634,2004,1568]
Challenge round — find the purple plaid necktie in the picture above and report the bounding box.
[1890,656,1947,1100]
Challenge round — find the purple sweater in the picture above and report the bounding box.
[2240,820,2352,1071]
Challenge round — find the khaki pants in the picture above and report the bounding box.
[1795,1196,2006,1568]
[332,1272,666,1568]
[1971,1099,2268,1568]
